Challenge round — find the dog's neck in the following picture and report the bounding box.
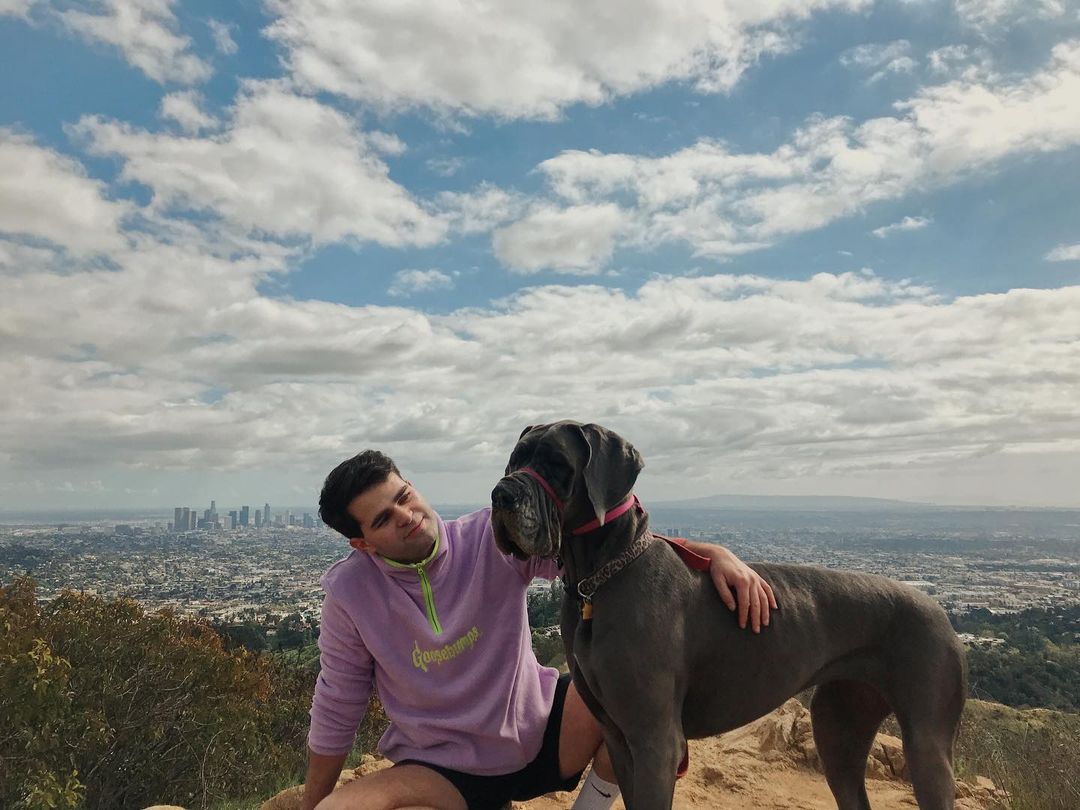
[559,505,650,592]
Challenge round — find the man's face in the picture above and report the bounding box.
[345,473,439,564]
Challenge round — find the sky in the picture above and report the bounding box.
[2,0,1080,511]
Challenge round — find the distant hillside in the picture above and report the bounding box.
[651,494,937,512]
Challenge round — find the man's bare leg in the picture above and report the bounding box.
[558,680,614,780]
[316,682,612,810]
[314,764,467,810]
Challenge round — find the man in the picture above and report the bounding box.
[305,449,776,810]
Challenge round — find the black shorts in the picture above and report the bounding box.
[395,673,584,810]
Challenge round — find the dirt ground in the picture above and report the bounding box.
[259,699,1003,810]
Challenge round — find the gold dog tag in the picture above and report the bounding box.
[581,600,593,620]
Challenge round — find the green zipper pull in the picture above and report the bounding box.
[381,525,444,635]
[416,564,443,635]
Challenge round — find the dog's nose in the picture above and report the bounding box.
[491,480,516,510]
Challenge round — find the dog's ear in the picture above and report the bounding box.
[518,424,536,439]
[577,423,644,526]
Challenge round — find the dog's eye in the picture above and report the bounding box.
[545,457,574,490]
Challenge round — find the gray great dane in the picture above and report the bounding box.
[490,421,966,810]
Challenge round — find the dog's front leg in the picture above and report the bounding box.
[601,722,636,810]
[599,679,682,810]
[611,722,681,810]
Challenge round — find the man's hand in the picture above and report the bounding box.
[685,542,778,633]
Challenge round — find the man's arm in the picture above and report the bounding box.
[302,749,349,810]
[681,540,778,633]
[305,592,374,805]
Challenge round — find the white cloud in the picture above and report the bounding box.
[0,0,36,17]
[74,83,446,247]
[159,90,216,133]
[208,19,238,55]
[388,269,455,298]
[492,204,626,274]
[511,41,1080,260]
[841,40,918,82]
[0,130,129,255]
[872,216,932,238]
[955,0,1067,34]
[264,0,870,119]
[8,263,1080,508]
[427,157,465,177]
[433,184,529,236]
[840,40,917,82]
[58,0,211,85]
[0,239,63,274]
[1045,242,1080,261]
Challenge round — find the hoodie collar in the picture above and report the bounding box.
[371,513,449,576]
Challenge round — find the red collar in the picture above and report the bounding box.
[570,493,640,535]
[519,467,639,535]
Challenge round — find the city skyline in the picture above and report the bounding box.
[166,499,315,532]
[2,2,1080,510]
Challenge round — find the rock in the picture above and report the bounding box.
[260,784,303,810]
[718,698,820,767]
[260,754,393,810]
[868,735,907,781]
[956,774,1006,804]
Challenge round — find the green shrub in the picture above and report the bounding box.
[0,577,311,809]
[955,700,1080,810]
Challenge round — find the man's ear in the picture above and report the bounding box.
[349,538,374,553]
[577,423,644,526]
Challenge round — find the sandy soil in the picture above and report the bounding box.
[259,699,1003,810]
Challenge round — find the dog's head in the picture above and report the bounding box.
[490,421,644,559]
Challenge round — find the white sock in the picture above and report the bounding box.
[571,767,620,810]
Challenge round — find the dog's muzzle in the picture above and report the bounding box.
[490,473,560,559]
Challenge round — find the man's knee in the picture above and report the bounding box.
[314,765,466,810]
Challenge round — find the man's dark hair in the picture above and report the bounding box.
[319,450,401,539]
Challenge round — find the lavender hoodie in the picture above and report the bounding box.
[307,507,562,775]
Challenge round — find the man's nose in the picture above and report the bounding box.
[393,504,413,524]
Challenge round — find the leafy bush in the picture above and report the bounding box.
[527,582,563,628]
[966,644,1080,712]
[0,576,312,809]
[956,700,1080,810]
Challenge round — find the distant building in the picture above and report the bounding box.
[240,505,250,526]
[957,633,1006,649]
[303,513,314,529]
[174,507,183,533]
[264,503,271,526]
[180,507,190,532]
[228,510,238,530]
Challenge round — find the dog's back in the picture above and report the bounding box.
[694,561,961,736]
[580,544,964,741]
